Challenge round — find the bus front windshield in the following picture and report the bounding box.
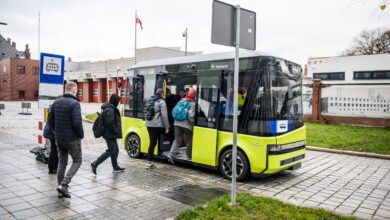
[239,58,303,136]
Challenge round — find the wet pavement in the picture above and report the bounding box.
[0,101,390,219]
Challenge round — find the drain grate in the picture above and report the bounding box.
[160,184,227,206]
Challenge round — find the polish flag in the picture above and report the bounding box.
[136,14,143,30]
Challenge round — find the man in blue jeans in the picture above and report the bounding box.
[48,82,84,198]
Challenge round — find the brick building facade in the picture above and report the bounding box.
[0,58,40,101]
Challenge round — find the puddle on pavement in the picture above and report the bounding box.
[160,184,227,206]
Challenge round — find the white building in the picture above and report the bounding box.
[63,46,202,103]
[304,54,390,119]
[65,46,202,81]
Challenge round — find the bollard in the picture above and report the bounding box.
[38,121,48,145]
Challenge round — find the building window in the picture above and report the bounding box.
[17,66,26,74]
[19,90,25,98]
[313,72,345,80]
[354,70,390,80]
[77,89,83,96]
[34,90,39,97]
[33,67,39,74]
[92,89,99,96]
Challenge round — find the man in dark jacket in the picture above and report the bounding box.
[90,94,125,174]
[48,82,84,198]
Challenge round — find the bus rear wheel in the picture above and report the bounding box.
[125,134,141,158]
[219,149,249,181]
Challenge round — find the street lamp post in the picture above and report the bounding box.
[182,27,188,56]
[116,66,121,96]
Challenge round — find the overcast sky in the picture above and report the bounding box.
[0,0,389,66]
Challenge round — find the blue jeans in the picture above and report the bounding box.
[56,139,82,186]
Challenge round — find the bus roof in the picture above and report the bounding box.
[130,50,271,69]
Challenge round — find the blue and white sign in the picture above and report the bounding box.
[40,53,65,84]
[39,53,65,109]
[269,120,291,134]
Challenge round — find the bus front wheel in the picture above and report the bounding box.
[219,149,249,181]
[125,134,141,158]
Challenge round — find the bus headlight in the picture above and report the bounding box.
[268,140,306,154]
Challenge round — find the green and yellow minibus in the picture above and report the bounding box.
[122,51,305,181]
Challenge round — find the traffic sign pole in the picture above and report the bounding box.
[231,5,240,206]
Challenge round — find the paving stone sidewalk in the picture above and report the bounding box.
[1,101,390,219]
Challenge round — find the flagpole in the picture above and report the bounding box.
[38,11,40,58]
[134,10,137,65]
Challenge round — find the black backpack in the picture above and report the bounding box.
[143,97,159,121]
[92,110,106,138]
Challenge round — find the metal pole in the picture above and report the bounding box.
[231,5,240,205]
[134,10,137,64]
[38,11,40,58]
[185,27,188,56]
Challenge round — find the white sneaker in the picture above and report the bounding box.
[167,155,174,164]
[146,162,155,169]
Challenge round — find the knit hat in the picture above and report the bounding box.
[185,88,197,99]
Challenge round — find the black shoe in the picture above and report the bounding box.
[113,166,125,173]
[91,162,97,175]
[58,192,63,198]
[48,170,57,174]
[57,185,71,198]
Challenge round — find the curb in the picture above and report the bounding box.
[307,146,390,160]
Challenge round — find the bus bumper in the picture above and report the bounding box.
[252,146,306,177]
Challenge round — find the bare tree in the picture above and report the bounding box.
[342,27,390,56]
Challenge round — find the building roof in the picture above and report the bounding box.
[130,50,269,69]
[0,34,25,59]
[64,46,198,80]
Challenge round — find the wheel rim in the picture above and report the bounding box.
[221,152,244,178]
[126,136,139,157]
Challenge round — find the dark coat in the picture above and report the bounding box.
[101,102,122,139]
[48,93,84,141]
[43,107,55,140]
[43,123,55,140]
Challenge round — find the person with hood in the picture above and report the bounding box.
[91,94,125,174]
[145,88,170,169]
[167,88,196,162]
